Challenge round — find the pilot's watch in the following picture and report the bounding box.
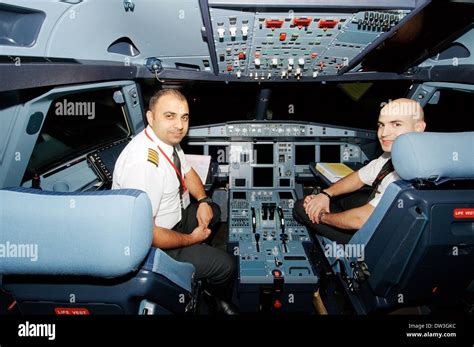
[318,210,329,225]
[198,197,214,206]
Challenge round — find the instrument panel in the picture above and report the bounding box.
[184,121,376,311]
[229,189,317,312]
[185,121,376,186]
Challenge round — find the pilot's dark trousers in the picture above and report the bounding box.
[165,203,235,301]
[293,190,371,244]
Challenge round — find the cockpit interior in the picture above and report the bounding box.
[0,0,473,324]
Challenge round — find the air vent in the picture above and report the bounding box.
[107,37,140,57]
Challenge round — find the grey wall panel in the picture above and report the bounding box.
[1,0,212,71]
[0,105,20,165]
[47,0,209,61]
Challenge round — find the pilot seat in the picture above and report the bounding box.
[315,132,474,314]
[0,188,198,315]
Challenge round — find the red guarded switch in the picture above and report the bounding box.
[266,19,284,29]
[318,19,338,29]
[293,17,312,28]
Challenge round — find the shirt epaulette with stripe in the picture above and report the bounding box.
[147,148,159,167]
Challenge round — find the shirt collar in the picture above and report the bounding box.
[145,125,174,157]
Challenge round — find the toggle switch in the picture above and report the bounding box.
[217,28,225,39]
[274,257,283,267]
[241,26,249,38]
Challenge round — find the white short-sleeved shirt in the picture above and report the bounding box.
[112,125,191,228]
[357,152,400,208]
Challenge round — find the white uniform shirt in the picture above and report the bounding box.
[112,125,191,228]
[357,152,400,208]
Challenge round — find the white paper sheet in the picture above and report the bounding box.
[185,154,212,184]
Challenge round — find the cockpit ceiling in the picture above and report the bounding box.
[0,0,472,84]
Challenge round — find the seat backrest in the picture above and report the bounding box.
[345,132,474,312]
[392,131,474,183]
[0,188,153,277]
[0,188,195,314]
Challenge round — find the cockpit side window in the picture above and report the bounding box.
[423,89,474,132]
[23,89,130,182]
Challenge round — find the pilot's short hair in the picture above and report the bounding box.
[149,89,187,111]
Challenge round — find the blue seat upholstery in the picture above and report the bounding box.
[0,188,196,314]
[392,132,474,183]
[318,132,474,313]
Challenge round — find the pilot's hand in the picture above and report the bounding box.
[304,194,330,224]
[304,194,317,204]
[190,225,212,243]
[197,202,213,228]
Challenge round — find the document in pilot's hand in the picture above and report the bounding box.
[185,154,212,184]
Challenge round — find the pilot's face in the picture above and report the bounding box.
[377,102,425,152]
[146,94,189,146]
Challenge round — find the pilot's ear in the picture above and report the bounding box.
[416,120,426,132]
[146,110,154,126]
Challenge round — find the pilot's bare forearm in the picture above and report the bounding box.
[321,204,374,230]
[324,171,366,198]
[184,168,207,200]
[152,224,198,249]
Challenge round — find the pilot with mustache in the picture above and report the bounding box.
[113,89,237,314]
[294,98,426,244]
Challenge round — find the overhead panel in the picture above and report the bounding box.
[210,7,410,80]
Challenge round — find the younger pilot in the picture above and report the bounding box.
[293,98,426,244]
